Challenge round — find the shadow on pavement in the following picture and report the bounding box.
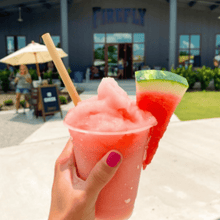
[9,112,53,124]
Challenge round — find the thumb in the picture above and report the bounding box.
[85,150,122,197]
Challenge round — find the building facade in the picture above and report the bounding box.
[1,0,220,79]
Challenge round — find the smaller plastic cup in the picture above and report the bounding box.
[64,119,156,220]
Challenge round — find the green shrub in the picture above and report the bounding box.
[171,65,197,89]
[59,96,67,104]
[0,69,10,92]
[4,99,13,106]
[0,104,3,110]
[43,71,53,84]
[213,68,220,90]
[161,67,166,71]
[29,68,38,80]
[196,66,214,90]
[20,100,26,108]
[52,72,59,79]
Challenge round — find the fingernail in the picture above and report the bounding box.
[106,152,121,167]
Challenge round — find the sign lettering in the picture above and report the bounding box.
[44,97,56,103]
[93,7,146,28]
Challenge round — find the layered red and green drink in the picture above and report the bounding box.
[64,78,157,219]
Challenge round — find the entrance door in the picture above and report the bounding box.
[105,43,133,78]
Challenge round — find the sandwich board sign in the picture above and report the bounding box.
[38,85,63,122]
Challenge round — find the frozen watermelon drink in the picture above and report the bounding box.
[64,78,157,220]
[135,70,189,169]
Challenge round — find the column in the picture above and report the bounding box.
[60,0,69,68]
[169,0,177,70]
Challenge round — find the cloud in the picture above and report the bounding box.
[182,41,195,49]
[133,44,144,51]
[107,33,132,43]
[94,34,105,43]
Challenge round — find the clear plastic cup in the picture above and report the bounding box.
[64,118,156,220]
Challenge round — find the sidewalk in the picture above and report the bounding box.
[0,91,220,219]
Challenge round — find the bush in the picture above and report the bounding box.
[213,68,220,90]
[171,65,197,89]
[0,69,10,92]
[196,66,214,90]
[29,68,38,80]
[52,73,59,79]
[43,71,53,84]
[4,99,13,106]
[59,96,67,104]
[0,104,3,110]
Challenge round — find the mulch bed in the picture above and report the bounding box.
[0,90,71,112]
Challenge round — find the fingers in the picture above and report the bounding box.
[54,138,75,185]
[56,138,75,165]
[85,150,122,198]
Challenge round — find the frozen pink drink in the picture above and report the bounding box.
[64,78,157,219]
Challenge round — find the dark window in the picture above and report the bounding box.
[6,36,26,54]
[178,34,201,67]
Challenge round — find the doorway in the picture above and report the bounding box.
[104,43,133,79]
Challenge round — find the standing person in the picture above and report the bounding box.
[117,58,124,79]
[14,64,32,113]
[213,58,219,68]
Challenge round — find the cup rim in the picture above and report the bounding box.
[63,119,156,136]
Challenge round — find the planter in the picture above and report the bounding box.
[74,71,83,83]
[33,80,42,88]
[4,103,13,106]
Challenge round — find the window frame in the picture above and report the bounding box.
[93,33,145,65]
[178,34,201,67]
[5,35,26,55]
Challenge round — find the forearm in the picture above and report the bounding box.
[26,78,32,84]
[14,77,19,83]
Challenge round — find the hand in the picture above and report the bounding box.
[25,77,32,84]
[48,138,122,220]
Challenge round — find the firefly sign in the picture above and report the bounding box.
[93,7,146,29]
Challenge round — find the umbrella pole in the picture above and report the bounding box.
[34,53,42,81]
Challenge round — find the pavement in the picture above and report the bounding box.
[0,79,220,220]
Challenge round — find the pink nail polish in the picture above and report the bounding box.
[106,152,121,167]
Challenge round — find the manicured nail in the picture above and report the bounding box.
[106,152,121,167]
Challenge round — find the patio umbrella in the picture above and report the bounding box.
[0,41,68,79]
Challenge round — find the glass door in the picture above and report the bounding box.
[105,44,118,77]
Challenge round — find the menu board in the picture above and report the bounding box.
[39,85,63,122]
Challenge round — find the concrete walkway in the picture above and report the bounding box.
[0,82,220,220]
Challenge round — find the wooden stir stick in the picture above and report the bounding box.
[42,33,81,106]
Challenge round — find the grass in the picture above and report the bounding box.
[174,91,220,121]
